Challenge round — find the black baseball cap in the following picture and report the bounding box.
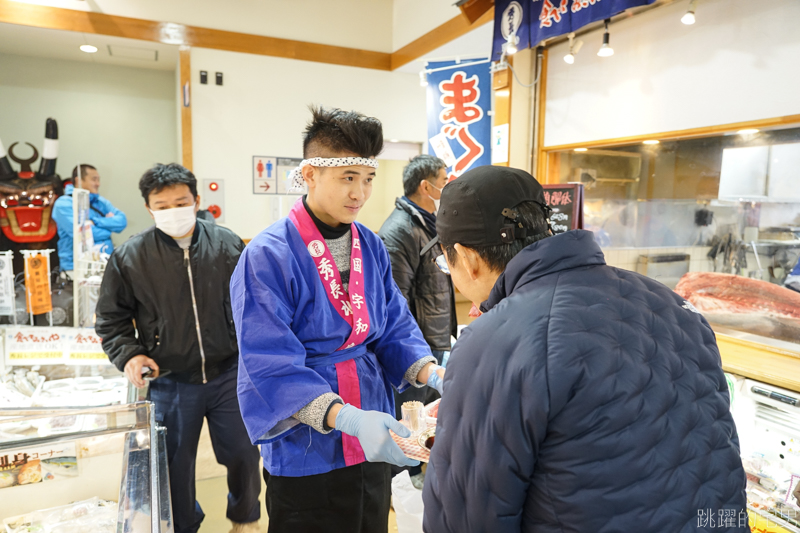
[421,165,550,256]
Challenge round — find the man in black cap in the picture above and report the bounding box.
[421,166,749,532]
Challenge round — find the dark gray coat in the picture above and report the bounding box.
[423,230,748,533]
[379,198,456,351]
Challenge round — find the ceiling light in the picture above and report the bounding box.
[503,40,518,56]
[643,140,660,145]
[564,53,575,64]
[738,128,759,135]
[389,139,399,143]
[597,19,614,57]
[79,45,98,54]
[574,148,588,152]
[419,70,428,87]
[681,0,697,25]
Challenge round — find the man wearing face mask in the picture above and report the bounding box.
[52,164,127,272]
[95,163,261,533]
[378,154,456,488]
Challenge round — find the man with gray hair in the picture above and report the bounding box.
[379,154,456,488]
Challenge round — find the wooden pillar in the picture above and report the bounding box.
[179,46,193,171]
[492,60,512,167]
[535,49,550,182]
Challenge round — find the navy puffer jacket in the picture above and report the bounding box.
[423,230,749,533]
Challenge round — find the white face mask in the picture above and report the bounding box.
[427,182,444,214]
[150,204,196,238]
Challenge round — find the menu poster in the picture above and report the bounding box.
[0,442,78,490]
[542,184,584,235]
[66,330,107,364]
[6,327,64,364]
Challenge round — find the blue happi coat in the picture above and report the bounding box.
[231,216,431,477]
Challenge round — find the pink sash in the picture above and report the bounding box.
[289,198,369,466]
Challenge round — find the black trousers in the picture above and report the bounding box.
[150,366,261,533]
[263,462,391,533]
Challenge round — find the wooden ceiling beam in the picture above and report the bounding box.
[0,0,392,70]
[390,7,494,71]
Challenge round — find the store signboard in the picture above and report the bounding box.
[426,58,491,182]
[6,327,64,363]
[542,183,584,235]
[65,330,107,363]
[492,0,657,59]
[3,327,111,366]
[0,442,78,490]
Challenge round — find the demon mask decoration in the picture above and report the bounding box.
[0,118,63,271]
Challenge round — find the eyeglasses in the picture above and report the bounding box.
[433,254,450,275]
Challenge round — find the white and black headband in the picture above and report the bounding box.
[287,157,379,192]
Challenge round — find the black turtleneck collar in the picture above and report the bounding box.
[303,195,351,239]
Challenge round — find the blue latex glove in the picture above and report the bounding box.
[427,364,445,395]
[335,404,420,468]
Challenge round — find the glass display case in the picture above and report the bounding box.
[543,125,800,350]
[0,402,172,532]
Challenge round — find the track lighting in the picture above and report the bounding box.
[681,0,697,25]
[564,32,584,64]
[419,70,428,87]
[597,19,614,57]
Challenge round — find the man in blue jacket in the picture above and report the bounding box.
[52,164,127,271]
[422,166,749,532]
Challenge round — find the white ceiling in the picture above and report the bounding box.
[395,21,493,75]
[0,22,178,71]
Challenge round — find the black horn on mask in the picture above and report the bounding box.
[8,142,39,178]
[38,118,58,178]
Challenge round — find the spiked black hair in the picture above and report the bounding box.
[302,106,384,159]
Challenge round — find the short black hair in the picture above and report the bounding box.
[71,164,96,179]
[403,155,446,197]
[139,163,197,204]
[303,106,384,159]
[442,201,551,273]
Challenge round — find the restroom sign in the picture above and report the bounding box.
[253,156,277,195]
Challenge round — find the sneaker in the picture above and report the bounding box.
[410,471,425,490]
[229,521,260,533]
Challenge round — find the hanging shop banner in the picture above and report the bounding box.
[0,442,78,490]
[24,254,52,315]
[426,58,492,182]
[0,253,15,316]
[492,0,657,59]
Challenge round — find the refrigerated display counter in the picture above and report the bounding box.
[0,402,172,532]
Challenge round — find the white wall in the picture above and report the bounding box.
[544,0,800,147]
[190,47,426,239]
[0,52,178,242]
[19,0,395,53]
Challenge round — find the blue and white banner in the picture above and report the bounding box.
[492,0,657,60]
[426,59,492,182]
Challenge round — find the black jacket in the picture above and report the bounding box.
[378,198,456,351]
[423,231,748,532]
[95,219,245,384]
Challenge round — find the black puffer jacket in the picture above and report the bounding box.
[424,230,748,533]
[379,198,456,351]
[95,219,245,384]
